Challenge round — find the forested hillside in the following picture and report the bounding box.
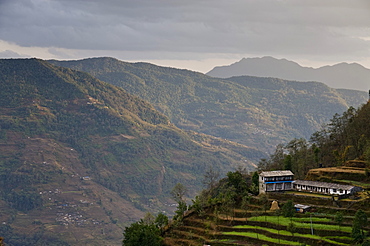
[0,58,263,245]
[139,103,370,246]
[260,101,370,179]
[49,57,367,152]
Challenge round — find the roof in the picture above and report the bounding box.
[259,170,294,177]
[293,180,358,190]
[294,204,311,209]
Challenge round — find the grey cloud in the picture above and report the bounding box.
[0,50,27,58]
[0,0,370,61]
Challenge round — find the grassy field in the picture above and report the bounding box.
[163,207,357,245]
[248,215,352,232]
[231,224,350,245]
[223,231,304,245]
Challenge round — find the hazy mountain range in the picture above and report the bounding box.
[0,57,368,245]
[207,56,370,92]
[49,57,367,153]
[0,58,261,245]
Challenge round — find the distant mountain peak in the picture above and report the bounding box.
[207,57,369,91]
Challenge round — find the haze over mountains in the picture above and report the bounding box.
[50,57,367,153]
[0,57,368,245]
[0,58,261,245]
[207,56,370,92]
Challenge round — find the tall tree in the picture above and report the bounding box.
[170,183,187,203]
[155,213,169,232]
[352,209,368,243]
[334,211,344,231]
[171,183,188,221]
[282,200,295,219]
[122,220,163,246]
[284,155,292,171]
[203,166,220,190]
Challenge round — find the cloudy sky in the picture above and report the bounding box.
[1,0,370,73]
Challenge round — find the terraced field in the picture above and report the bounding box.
[163,206,361,246]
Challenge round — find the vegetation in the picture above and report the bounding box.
[122,218,164,246]
[171,183,188,222]
[352,209,368,243]
[0,58,260,245]
[334,211,344,230]
[1,57,370,245]
[258,103,370,179]
[150,102,370,245]
[281,200,295,218]
[154,170,370,246]
[49,57,367,153]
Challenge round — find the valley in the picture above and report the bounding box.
[0,57,369,245]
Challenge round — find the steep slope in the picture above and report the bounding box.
[49,57,367,152]
[0,59,261,246]
[206,56,370,91]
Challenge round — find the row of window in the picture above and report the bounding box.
[294,184,347,194]
[266,182,292,191]
[264,176,293,182]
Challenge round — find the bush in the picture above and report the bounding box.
[122,220,163,246]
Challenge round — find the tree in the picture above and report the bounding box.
[155,213,168,232]
[268,144,285,170]
[352,209,368,243]
[313,144,320,166]
[361,239,370,246]
[259,193,269,223]
[241,196,250,219]
[174,200,187,221]
[171,183,188,221]
[171,183,187,203]
[284,155,292,171]
[282,200,295,218]
[122,220,163,246]
[334,211,344,231]
[285,138,310,178]
[287,222,297,236]
[203,166,220,190]
[143,212,155,225]
[222,186,237,222]
[226,170,248,199]
[252,171,259,187]
[191,195,206,218]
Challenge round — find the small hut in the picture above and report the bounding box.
[270,200,280,211]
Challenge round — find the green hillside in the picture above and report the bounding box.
[0,59,264,246]
[259,101,370,179]
[136,167,370,246]
[130,100,370,246]
[48,57,367,152]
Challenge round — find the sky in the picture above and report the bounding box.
[1,0,370,73]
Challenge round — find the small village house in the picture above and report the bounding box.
[293,180,362,196]
[259,170,294,194]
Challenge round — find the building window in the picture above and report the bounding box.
[266,184,274,191]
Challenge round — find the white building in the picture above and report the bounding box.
[259,170,294,194]
[293,180,362,196]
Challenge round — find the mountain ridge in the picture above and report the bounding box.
[0,58,261,245]
[206,56,370,91]
[49,57,368,153]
